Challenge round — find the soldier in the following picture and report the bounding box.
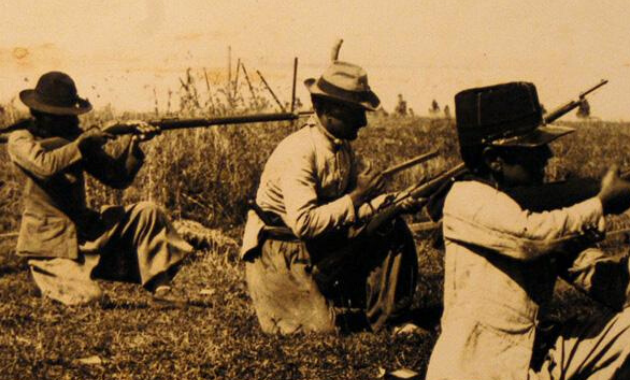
[395,93,408,116]
[8,71,193,306]
[241,61,420,334]
[426,82,630,379]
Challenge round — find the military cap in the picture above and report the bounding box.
[455,82,573,147]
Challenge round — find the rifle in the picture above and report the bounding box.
[353,163,467,238]
[0,118,33,143]
[312,163,467,285]
[0,111,313,145]
[544,80,608,124]
[381,150,439,177]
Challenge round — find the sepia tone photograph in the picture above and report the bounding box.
[1,1,630,379]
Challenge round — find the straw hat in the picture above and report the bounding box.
[305,61,380,111]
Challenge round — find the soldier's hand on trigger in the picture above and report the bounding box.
[350,161,385,206]
[598,165,630,215]
[126,120,161,143]
[76,126,114,154]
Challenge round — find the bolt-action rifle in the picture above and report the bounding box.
[313,163,468,286]
[0,111,313,146]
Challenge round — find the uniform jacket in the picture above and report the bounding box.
[8,127,144,259]
[426,179,611,380]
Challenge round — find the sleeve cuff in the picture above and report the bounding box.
[577,197,606,232]
[341,194,357,225]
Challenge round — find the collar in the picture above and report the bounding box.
[308,115,346,149]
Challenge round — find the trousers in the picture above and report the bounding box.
[531,307,630,380]
[245,219,418,334]
[28,202,192,305]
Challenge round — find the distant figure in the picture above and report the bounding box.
[443,105,451,119]
[394,93,408,116]
[577,99,591,119]
[408,107,415,117]
[429,99,441,117]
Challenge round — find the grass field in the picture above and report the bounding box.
[1,107,630,379]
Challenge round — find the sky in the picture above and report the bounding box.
[0,0,629,119]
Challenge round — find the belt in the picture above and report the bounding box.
[248,200,299,241]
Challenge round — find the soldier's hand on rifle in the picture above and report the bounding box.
[350,161,385,206]
[398,195,426,214]
[598,165,630,215]
[101,120,161,143]
[112,120,160,143]
[76,126,114,154]
[131,120,161,142]
[391,189,426,214]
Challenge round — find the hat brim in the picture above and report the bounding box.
[304,78,380,111]
[491,125,575,147]
[20,90,92,116]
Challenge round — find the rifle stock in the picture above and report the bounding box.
[0,118,33,143]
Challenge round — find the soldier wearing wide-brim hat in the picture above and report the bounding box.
[304,61,380,111]
[427,81,630,380]
[19,71,93,116]
[241,58,420,334]
[7,71,192,306]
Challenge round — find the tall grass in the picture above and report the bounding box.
[2,67,630,379]
[3,109,630,234]
[3,66,630,233]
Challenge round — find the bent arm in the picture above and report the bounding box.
[83,136,145,189]
[7,130,82,180]
[443,181,604,261]
[281,151,357,239]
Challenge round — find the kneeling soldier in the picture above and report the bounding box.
[241,60,420,334]
[427,82,630,380]
[8,71,193,305]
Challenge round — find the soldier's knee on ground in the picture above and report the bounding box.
[30,262,103,306]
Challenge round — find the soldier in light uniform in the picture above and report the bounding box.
[241,60,420,334]
[426,82,630,380]
[8,71,192,305]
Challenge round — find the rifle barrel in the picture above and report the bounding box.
[544,79,608,124]
[407,163,467,200]
[152,112,307,131]
[104,112,313,136]
[580,79,608,99]
[382,150,439,177]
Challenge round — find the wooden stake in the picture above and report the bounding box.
[257,69,286,112]
[291,57,298,113]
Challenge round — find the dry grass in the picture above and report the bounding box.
[2,70,630,378]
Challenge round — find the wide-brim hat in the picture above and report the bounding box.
[455,81,574,147]
[305,61,380,111]
[20,71,92,115]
